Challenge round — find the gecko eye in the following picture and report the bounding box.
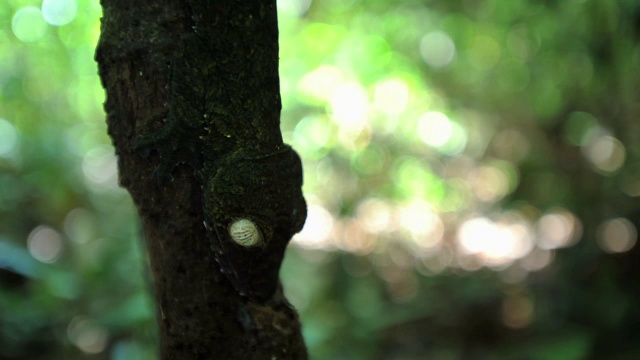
[228,219,263,247]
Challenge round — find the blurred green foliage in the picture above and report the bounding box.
[2,0,640,359]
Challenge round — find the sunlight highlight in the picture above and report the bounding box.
[420,31,456,68]
[330,82,369,134]
[398,200,444,249]
[293,205,335,249]
[584,134,625,173]
[277,0,312,17]
[469,164,513,203]
[298,65,344,104]
[536,209,581,249]
[519,249,553,272]
[356,198,395,234]
[81,146,118,188]
[67,316,108,354]
[597,218,637,253]
[457,215,534,267]
[373,78,409,115]
[417,111,467,155]
[42,0,78,26]
[27,226,63,264]
[418,111,453,148]
[12,7,48,43]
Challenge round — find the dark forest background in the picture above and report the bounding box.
[2,0,640,359]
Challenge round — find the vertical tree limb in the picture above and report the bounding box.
[95,1,308,359]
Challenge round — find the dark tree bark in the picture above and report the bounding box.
[95,1,308,359]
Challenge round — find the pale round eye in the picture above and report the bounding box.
[228,219,263,247]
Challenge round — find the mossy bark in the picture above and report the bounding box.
[95,1,307,359]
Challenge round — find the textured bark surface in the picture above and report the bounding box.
[95,1,308,359]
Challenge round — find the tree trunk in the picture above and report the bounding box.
[94,1,308,359]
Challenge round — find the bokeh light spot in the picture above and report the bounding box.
[468,35,501,70]
[392,158,444,203]
[298,65,344,105]
[294,115,333,158]
[0,118,19,157]
[293,205,334,249]
[373,78,409,115]
[597,218,637,254]
[583,135,625,173]
[330,82,368,134]
[12,7,48,43]
[64,208,96,244]
[469,164,515,203]
[352,144,388,175]
[457,215,534,267]
[536,209,581,249]
[67,316,108,354]
[398,200,444,249]
[417,111,467,155]
[418,111,453,148]
[42,0,78,26]
[356,198,394,234]
[338,219,376,254]
[277,0,312,17]
[520,249,553,272]
[82,146,118,187]
[491,129,530,163]
[420,31,456,68]
[441,179,472,212]
[27,226,64,263]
